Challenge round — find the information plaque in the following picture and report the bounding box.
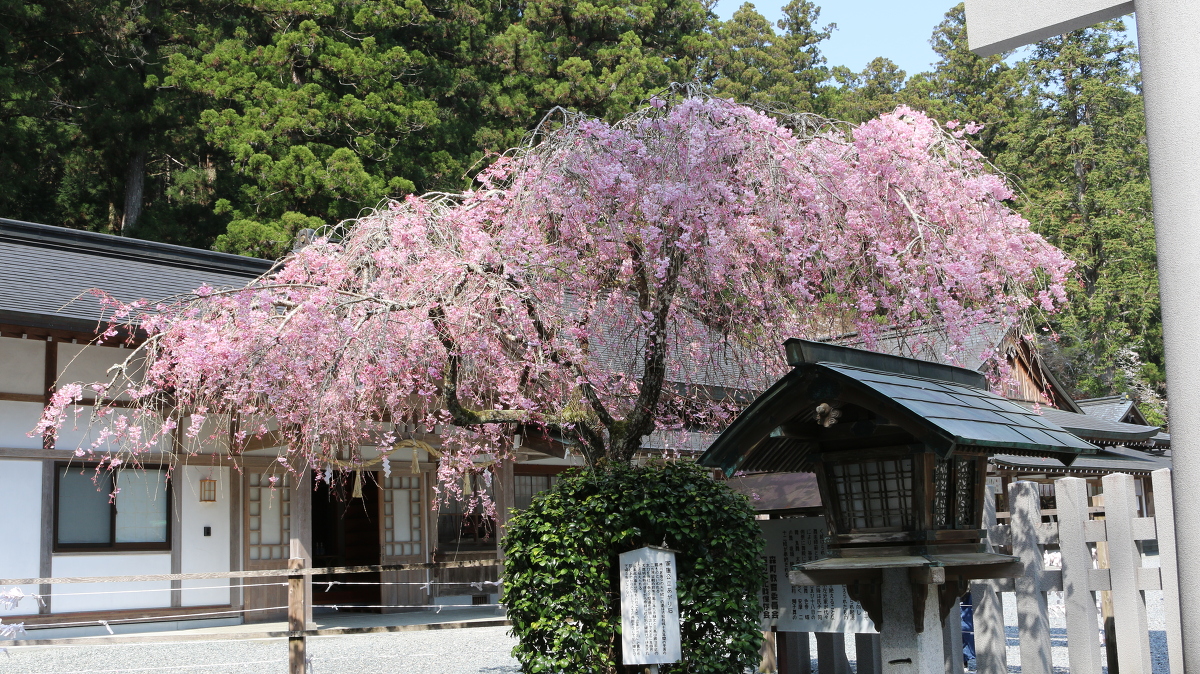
[759,517,875,633]
[619,546,682,665]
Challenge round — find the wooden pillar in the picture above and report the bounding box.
[777,632,811,674]
[170,472,183,607]
[493,459,515,561]
[39,338,56,614]
[289,468,313,626]
[39,460,54,615]
[854,633,882,674]
[229,467,243,609]
[287,557,306,674]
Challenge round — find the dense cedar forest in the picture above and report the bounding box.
[0,1,1161,418]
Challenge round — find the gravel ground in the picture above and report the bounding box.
[1,554,1173,673]
[0,625,521,674]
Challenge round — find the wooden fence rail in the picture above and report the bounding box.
[773,468,1184,674]
[970,468,1183,674]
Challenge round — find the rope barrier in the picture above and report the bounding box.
[24,583,288,599]
[29,605,290,631]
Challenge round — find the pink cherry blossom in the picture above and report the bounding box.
[36,96,1072,513]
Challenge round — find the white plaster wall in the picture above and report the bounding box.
[51,554,171,613]
[0,460,44,617]
[0,337,46,395]
[56,343,130,398]
[179,466,231,606]
[0,401,45,450]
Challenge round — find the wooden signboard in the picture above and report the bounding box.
[759,517,875,633]
[619,546,682,666]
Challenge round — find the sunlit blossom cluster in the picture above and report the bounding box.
[36,96,1072,511]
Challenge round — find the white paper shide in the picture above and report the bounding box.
[620,546,682,665]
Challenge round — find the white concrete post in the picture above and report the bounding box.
[1101,473,1153,673]
[1150,469,1184,674]
[879,568,943,674]
[1130,2,1200,668]
[1009,481,1052,674]
[972,485,1006,674]
[1054,477,1103,674]
[968,0,1200,660]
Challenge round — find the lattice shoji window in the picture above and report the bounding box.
[514,474,559,511]
[247,472,290,561]
[382,475,423,558]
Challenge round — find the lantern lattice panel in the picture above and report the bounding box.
[247,472,290,561]
[830,458,915,531]
[382,475,423,558]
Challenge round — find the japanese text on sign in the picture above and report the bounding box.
[619,546,682,665]
[759,517,875,633]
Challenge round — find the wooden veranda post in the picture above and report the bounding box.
[288,557,306,674]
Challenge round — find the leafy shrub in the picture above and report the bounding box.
[501,462,764,673]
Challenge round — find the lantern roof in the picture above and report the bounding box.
[699,340,1096,476]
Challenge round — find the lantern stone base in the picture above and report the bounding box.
[879,568,944,674]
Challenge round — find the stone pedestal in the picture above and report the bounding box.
[879,568,944,674]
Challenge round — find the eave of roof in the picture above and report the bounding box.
[1018,404,1160,444]
[994,444,1171,475]
[0,218,274,276]
[0,219,274,328]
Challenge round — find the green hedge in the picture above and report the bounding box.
[501,462,764,673]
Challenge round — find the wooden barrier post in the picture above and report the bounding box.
[1054,477,1103,674]
[942,597,964,674]
[1091,492,1119,672]
[1101,474,1153,674]
[1151,469,1185,674]
[288,557,306,674]
[1009,481,1052,674]
[971,485,1007,674]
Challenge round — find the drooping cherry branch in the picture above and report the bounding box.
[36,94,1074,511]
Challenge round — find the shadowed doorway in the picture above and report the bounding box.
[312,471,381,610]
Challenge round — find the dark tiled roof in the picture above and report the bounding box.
[1016,404,1160,445]
[700,342,1094,476]
[994,444,1171,475]
[0,218,272,331]
[1077,395,1140,423]
[820,363,1095,454]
